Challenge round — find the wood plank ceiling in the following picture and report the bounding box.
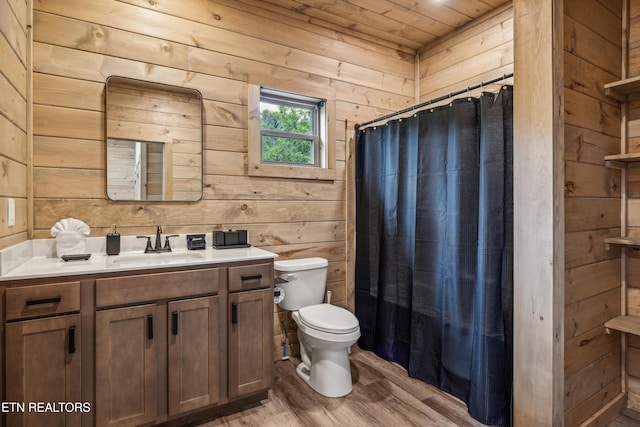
[245,0,512,52]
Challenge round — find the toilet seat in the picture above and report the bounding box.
[298,304,359,334]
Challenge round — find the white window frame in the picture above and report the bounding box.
[248,84,336,180]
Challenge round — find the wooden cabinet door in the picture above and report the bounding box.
[228,288,273,399]
[6,313,81,427]
[168,296,220,416]
[95,304,157,427]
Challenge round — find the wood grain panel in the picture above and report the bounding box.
[34,200,346,229]
[564,51,619,108]
[627,287,640,316]
[0,113,26,164]
[564,124,621,165]
[203,150,246,177]
[565,161,621,198]
[564,15,621,76]
[0,155,27,198]
[123,0,415,74]
[626,254,640,288]
[203,100,246,129]
[33,105,104,140]
[33,73,104,111]
[565,259,621,305]
[32,43,248,106]
[564,347,621,412]
[629,377,640,412]
[420,13,513,77]
[565,378,622,427]
[0,72,27,130]
[204,174,346,201]
[565,287,621,339]
[33,5,414,98]
[33,136,104,169]
[565,197,621,232]
[0,0,27,67]
[562,2,623,422]
[418,5,513,103]
[565,89,621,137]
[0,22,27,99]
[565,326,620,378]
[33,168,104,199]
[565,228,621,269]
[203,126,246,153]
[625,199,640,227]
[564,0,623,46]
[33,42,412,114]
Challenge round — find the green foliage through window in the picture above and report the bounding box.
[260,101,316,165]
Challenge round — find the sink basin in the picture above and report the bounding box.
[111,251,205,266]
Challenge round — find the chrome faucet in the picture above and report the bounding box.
[136,226,179,253]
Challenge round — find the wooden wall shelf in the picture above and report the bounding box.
[605,76,640,101]
[605,153,640,169]
[604,237,640,250]
[605,315,640,335]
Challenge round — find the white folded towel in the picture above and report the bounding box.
[50,218,90,237]
[50,218,91,257]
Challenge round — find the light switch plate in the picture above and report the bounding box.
[7,198,15,227]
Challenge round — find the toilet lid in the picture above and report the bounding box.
[298,304,359,334]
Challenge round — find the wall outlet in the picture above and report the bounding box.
[7,198,15,227]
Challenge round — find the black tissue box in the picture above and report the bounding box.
[213,230,249,248]
[187,234,206,250]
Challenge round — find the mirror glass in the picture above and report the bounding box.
[106,76,203,201]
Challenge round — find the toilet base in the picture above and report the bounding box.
[295,347,353,398]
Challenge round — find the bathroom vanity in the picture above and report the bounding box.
[0,244,276,427]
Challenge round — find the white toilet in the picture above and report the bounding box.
[275,257,360,398]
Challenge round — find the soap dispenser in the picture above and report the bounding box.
[106,224,120,255]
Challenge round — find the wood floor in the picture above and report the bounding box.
[608,410,640,427]
[200,347,486,427]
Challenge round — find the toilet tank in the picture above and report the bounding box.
[274,257,328,311]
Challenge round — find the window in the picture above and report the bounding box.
[260,89,323,166]
[248,85,335,180]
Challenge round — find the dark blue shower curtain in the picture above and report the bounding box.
[355,87,513,426]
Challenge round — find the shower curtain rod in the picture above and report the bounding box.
[354,72,514,130]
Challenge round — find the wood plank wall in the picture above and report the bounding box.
[563,0,624,425]
[623,0,640,414]
[418,4,514,105]
[29,0,414,360]
[0,0,28,249]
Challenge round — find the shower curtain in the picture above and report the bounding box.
[355,86,513,426]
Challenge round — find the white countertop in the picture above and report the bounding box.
[0,236,277,282]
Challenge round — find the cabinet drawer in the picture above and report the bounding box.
[96,268,221,308]
[6,281,81,321]
[228,263,273,292]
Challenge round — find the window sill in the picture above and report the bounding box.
[247,162,336,181]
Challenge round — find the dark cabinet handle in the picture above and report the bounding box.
[68,326,76,354]
[241,274,262,281]
[26,296,61,306]
[172,311,178,336]
[231,302,238,325]
[147,315,154,340]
